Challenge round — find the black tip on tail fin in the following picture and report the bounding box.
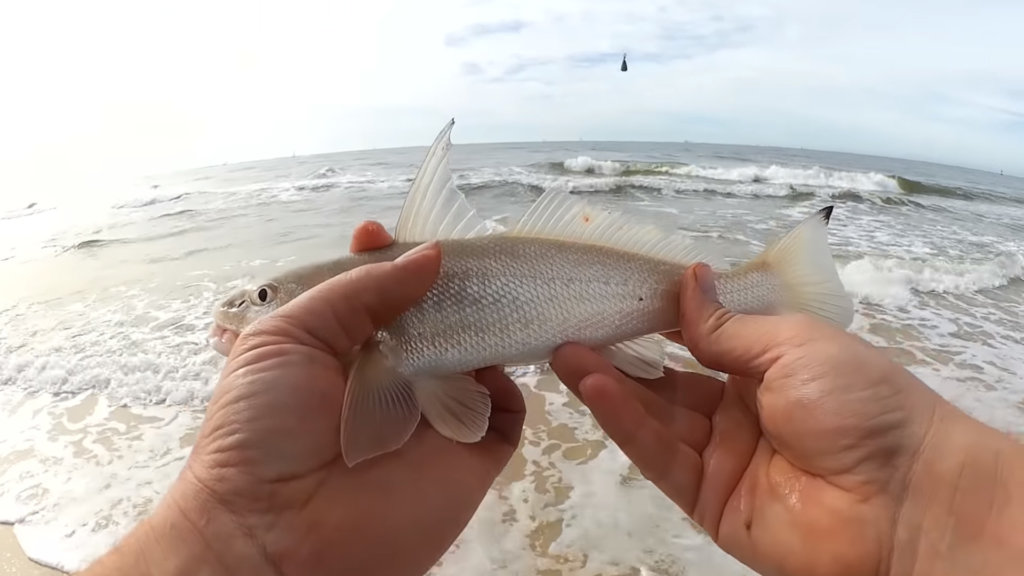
[751,203,854,329]
[817,206,834,225]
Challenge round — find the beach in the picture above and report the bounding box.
[2,139,1023,574]
[0,525,58,575]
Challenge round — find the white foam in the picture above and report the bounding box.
[2,150,1024,576]
[0,282,230,571]
[0,388,201,572]
[562,156,626,176]
[839,252,1024,307]
[669,164,900,192]
[435,377,756,576]
[555,158,901,194]
[0,285,224,404]
[309,166,341,179]
[461,163,899,204]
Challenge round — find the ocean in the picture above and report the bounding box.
[2,138,1023,574]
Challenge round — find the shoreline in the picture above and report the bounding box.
[0,357,713,575]
[0,525,62,575]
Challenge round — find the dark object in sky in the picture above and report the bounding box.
[620,53,628,72]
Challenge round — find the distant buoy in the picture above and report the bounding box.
[620,53,628,72]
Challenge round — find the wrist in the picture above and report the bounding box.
[890,399,1024,576]
[76,467,278,576]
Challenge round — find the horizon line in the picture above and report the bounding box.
[152,135,1019,181]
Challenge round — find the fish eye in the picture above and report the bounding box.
[250,284,277,306]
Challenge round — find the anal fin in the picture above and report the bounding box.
[341,342,421,466]
[415,374,492,443]
[598,334,667,379]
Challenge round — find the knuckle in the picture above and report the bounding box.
[686,306,736,358]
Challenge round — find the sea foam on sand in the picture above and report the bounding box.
[0,367,756,576]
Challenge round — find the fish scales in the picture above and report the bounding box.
[382,235,684,376]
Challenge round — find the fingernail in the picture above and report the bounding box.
[695,263,719,302]
[361,220,384,232]
[396,241,438,262]
[577,377,596,402]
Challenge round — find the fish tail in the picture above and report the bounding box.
[340,341,492,466]
[716,206,854,328]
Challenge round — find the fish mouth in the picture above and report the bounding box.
[208,322,239,356]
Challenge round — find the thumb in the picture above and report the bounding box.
[679,263,779,380]
[254,242,441,356]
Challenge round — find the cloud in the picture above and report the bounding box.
[444,20,530,47]
[1,0,1022,198]
[460,62,486,77]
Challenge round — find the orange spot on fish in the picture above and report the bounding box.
[582,213,591,224]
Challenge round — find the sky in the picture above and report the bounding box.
[1,0,1022,202]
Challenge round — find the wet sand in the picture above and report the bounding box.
[1,356,747,576]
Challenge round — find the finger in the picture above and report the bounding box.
[349,220,393,253]
[642,372,725,420]
[679,263,780,380]
[692,380,762,537]
[550,342,601,398]
[551,344,711,450]
[474,366,526,447]
[578,373,703,514]
[552,342,720,417]
[256,242,441,356]
[729,375,761,417]
[552,343,674,418]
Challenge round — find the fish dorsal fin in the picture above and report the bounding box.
[509,188,721,266]
[394,119,491,242]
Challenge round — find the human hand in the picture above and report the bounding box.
[82,221,526,576]
[551,263,1023,576]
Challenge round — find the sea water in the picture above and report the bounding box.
[2,140,1023,574]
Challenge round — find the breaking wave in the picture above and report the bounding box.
[460,168,850,203]
[551,157,996,203]
[839,252,1024,307]
[309,166,341,179]
[561,157,632,176]
[678,164,898,191]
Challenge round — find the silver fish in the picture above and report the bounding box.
[208,119,854,466]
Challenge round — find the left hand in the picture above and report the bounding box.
[548,264,965,576]
[84,221,526,576]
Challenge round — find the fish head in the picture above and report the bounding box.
[208,278,292,355]
[206,252,392,356]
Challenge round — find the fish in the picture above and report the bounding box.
[208,118,855,466]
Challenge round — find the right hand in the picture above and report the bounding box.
[551,263,958,576]
[82,223,527,576]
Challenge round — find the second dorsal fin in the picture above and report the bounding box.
[509,188,721,266]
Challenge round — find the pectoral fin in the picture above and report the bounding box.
[415,374,492,443]
[598,335,667,379]
[341,342,421,466]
